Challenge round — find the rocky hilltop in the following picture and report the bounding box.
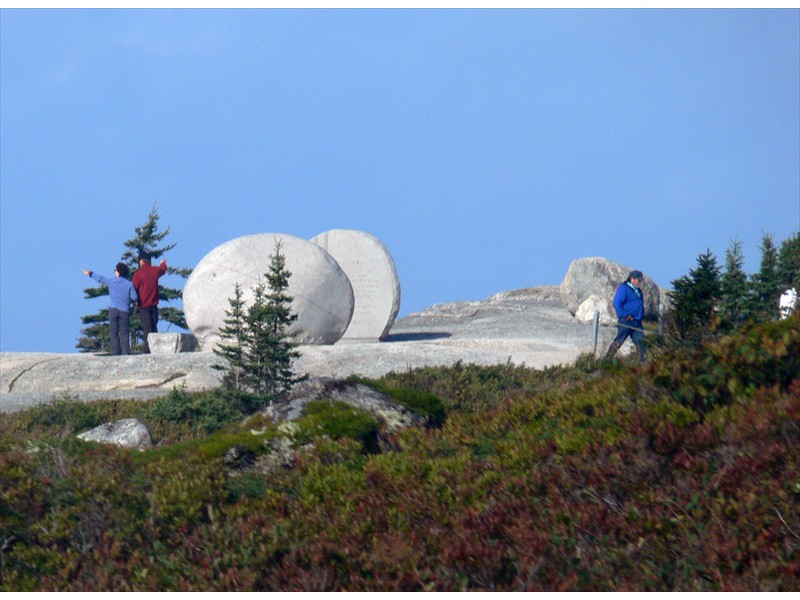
[1,286,622,413]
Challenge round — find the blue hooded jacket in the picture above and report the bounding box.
[613,281,644,322]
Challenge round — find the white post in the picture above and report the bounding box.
[592,311,599,356]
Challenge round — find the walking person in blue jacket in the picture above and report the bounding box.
[83,263,139,355]
[605,270,646,363]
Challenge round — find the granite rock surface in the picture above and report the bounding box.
[1,286,628,413]
[311,229,401,341]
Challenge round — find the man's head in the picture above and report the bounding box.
[115,262,129,278]
[628,270,643,285]
[138,250,151,264]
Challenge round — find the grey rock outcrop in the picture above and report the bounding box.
[560,257,662,320]
[0,352,223,413]
[311,229,401,341]
[262,376,426,433]
[248,377,429,473]
[254,437,298,474]
[77,418,153,449]
[223,445,257,469]
[183,233,355,349]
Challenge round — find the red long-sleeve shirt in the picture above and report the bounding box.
[132,261,167,308]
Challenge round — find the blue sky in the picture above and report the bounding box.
[1,8,798,353]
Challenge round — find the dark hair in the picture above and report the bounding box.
[116,262,129,278]
[138,250,151,263]
[628,270,643,281]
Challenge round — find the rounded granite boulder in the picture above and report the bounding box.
[184,233,354,349]
[560,257,662,321]
[311,229,401,341]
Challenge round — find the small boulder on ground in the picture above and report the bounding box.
[77,418,153,449]
[148,333,198,354]
[575,294,616,325]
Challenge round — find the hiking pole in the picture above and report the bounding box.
[602,321,648,334]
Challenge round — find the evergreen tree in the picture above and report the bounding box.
[214,240,305,406]
[76,309,112,354]
[77,205,192,352]
[667,249,722,342]
[719,238,749,329]
[777,232,800,291]
[747,233,781,322]
[212,283,248,393]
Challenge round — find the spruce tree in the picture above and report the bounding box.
[256,240,306,400]
[777,232,800,292]
[77,205,192,352]
[212,283,248,393]
[719,238,749,329]
[214,240,305,407]
[667,249,722,342]
[748,233,781,322]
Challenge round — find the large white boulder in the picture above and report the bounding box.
[184,233,354,350]
[560,257,662,320]
[311,229,401,341]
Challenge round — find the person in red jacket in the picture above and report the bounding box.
[132,250,167,354]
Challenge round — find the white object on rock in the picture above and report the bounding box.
[575,294,615,325]
[311,229,401,341]
[183,233,354,350]
[77,418,153,449]
[779,288,797,319]
[148,333,198,354]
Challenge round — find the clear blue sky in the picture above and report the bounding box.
[1,8,798,353]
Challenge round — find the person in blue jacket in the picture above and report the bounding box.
[605,270,646,362]
[83,262,139,355]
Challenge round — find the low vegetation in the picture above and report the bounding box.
[1,315,798,591]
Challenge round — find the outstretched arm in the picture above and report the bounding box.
[83,270,107,284]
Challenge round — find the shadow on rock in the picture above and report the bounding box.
[384,332,452,342]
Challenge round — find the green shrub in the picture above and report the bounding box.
[377,361,540,413]
[292,400,381,454]
[146,386,244,434]
[225,472,268,502]
[2,318,798,591]
[16,394,105,437]
[649,314,800,416]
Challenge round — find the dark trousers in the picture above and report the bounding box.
[606,319,646,362]
[139,306,159,353]
[109,308,131,355]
